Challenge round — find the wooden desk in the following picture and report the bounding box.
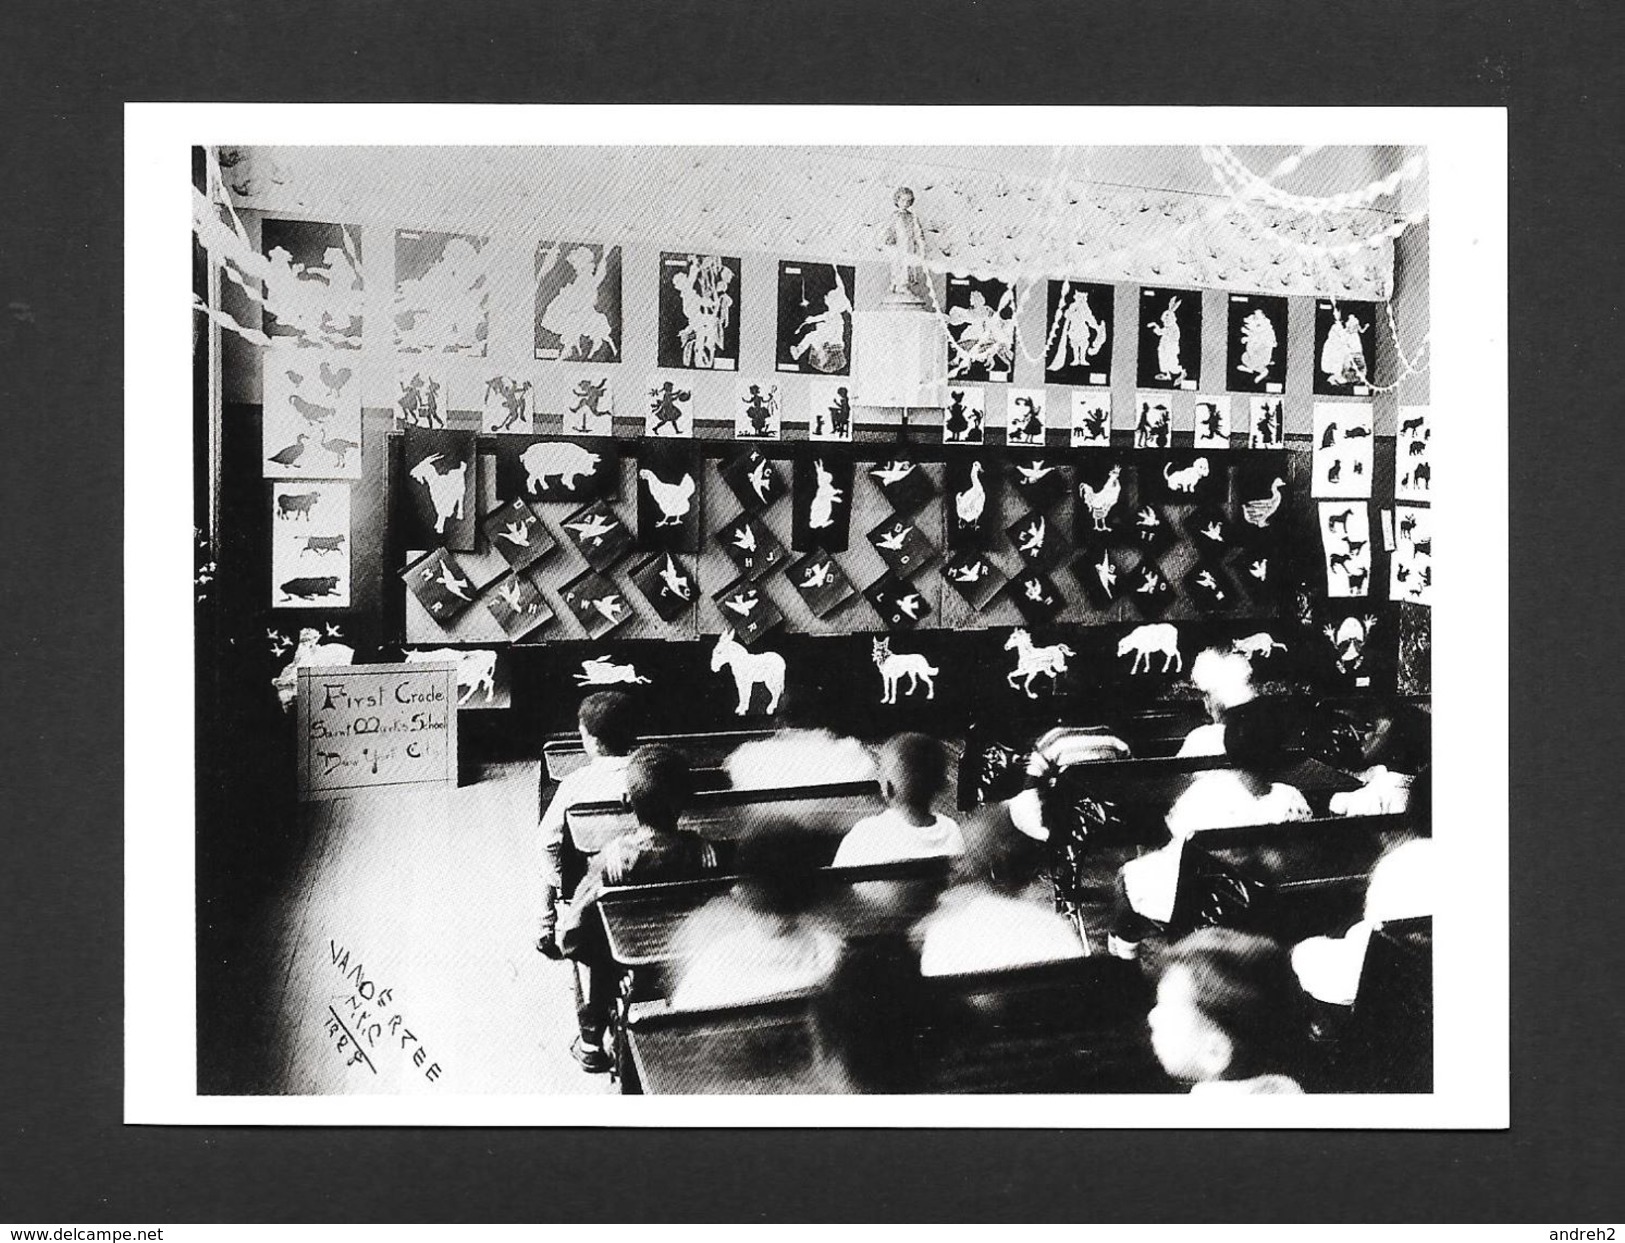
[542,727,773,782]
[624,955,1173,1095]
[1170,812,1419,941]
[566,780,884,855]
[598,856,953,972]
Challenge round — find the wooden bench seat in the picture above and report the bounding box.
[1167,813,1422,942]
[624,954,1172,1095]
[566,778,884,855]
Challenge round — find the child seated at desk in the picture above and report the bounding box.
[1114,701,1311,944]
[669,834,843,1010]
[558,745,719,1072]
[1149,927,1309,1094]
[536,690,639,960]
[916,801,1086,976]
[1177,646,1258,758]
[832,733,963,868]
[723,684,877,791]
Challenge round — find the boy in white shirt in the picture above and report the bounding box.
[833,733,963,868]
[535,691,639,959]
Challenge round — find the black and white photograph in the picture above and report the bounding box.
[1226,292,1288,392]
[1315,298,1377,396]
[1136,286,1202,389]
[776,260,854,375]
[137,114,1509,1138]
[393,227,489,356]
[259,217,364,350]
[1045,278,1114,385]
[945,273,1016,382]
[658,251,741,371]
[533,240,621,364]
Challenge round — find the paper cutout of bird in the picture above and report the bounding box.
[896,593,924,619]
[319,360,353,399]
[870,461,916,487]
[1022,579,1046,602]
[731,524,758,553]
[955,462,986,526]
[1096,552,1117,593]
[658,555,693,600]
[1200,521,1224,542]
[566,512,617,544]
[268,434,312,467]
[496,580,526,612]
[323,623,343,639]
[498,520,531,547]
[949,562,987,584]
[1249,558,1269,582]
[800,562,835,589]
[1018,518,1046,556]
[1137,506,1160,529]
[1242,478,1285,528]
[435,561,472,600]
[1015,461,1057,485]
[584,595,626,625]
[747,458,775,500]
[1136,570,1161,595]
[288,394,336,424]
[639,470,696,526]
[722,590,760,617]
[875,525,910,552]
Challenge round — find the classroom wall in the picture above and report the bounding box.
[213,184,1427,745]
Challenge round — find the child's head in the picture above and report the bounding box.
[954,802,1048,895]
[1220,698,1297,776]
[877,732,948,812]
[1190,646,1256,723]
[577,690,637,758]
[1148,928,1304,1083]
[624,745,693,832]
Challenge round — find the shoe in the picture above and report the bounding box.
[536,932,562,960]
[571,1036,612,1074]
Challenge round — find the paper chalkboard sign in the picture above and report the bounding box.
[296,662,459,800]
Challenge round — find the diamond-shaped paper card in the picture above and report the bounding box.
[1008,454,1069,511]
[482,497,556,573]
[716,512,788,581]
[942,550,1007,611]
[713,578,784,645]
[402,548,478,624]
[1183,564,1236,614]
[785,550,857,619]
[559,568,635,639]
[630,552,699,622]
[867,459,936,514]
[560,498,633,572]
[1006,570,1065,626]
[485,571,555,639]
[1126,558,1175,616]
[1007,509,1065,571]
[1070,542,1135,611]
[1128,502,1176,555]
[864,573,932,631]
[719,450,787,512]
[867,513,937,578]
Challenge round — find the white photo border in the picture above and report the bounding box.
[127,104,1508,1127]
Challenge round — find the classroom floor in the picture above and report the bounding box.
[257,760,613,1096]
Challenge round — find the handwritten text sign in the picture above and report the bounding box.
[297,662,458,800]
